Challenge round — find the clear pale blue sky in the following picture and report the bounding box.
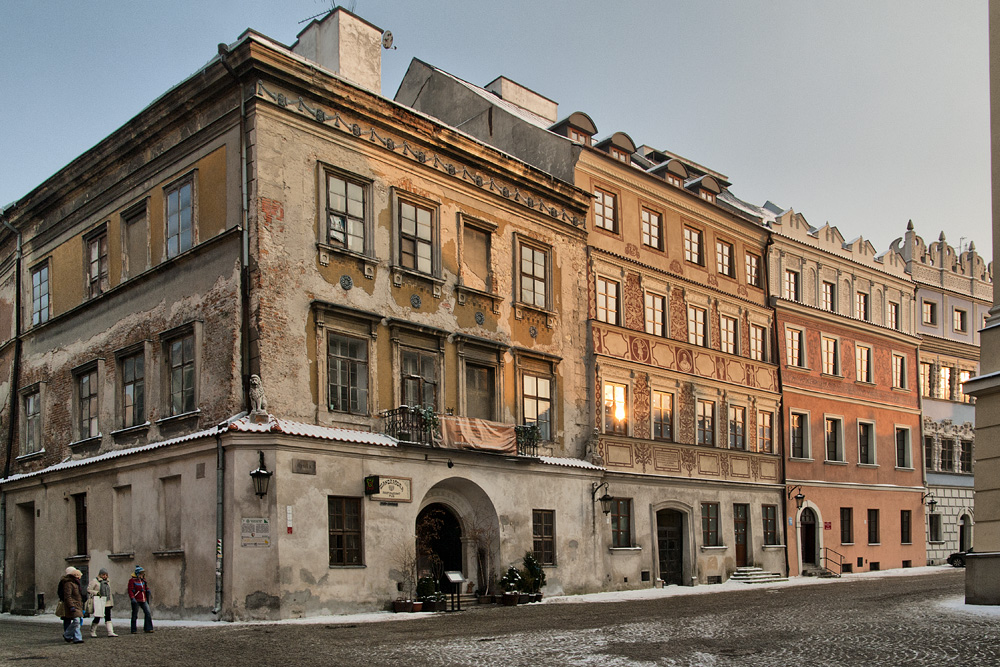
[1,0,989,257]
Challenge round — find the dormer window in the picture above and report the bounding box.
[666,175,682,187]
[699,190,715,203]
[610,147,629,163]
[568,127,591,146]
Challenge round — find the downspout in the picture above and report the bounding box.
[0,209,22,613]
[213,424,226,615]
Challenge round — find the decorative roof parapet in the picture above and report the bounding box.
[889,220,993,287]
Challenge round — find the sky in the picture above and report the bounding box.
[0,1,990,257]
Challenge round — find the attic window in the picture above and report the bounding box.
[610,147,629,163]
[666,174,682,187]
[568,128,591,146]
[699,190,715,203]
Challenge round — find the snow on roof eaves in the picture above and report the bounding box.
[538,456,605,470]
[229,416,398,447]
[717,190,777,226]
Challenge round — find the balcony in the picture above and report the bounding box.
[380,406,538,457]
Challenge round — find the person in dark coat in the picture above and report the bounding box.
[59,567,86,644]
[127,566,154,633]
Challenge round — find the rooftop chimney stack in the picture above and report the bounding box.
[291,8,383,94]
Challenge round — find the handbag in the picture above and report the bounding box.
[55,601,66,617]
[84,597,94,615]
[94,596,106,617]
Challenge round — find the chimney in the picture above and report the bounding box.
[291,8,383,94]
[484,76,558,124]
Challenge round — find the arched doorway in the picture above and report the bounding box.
[800,507,818,566]
[656,509,685,585]
[959,514,973,552]
[416,503,462,589]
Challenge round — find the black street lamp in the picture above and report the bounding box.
[250,450,272,498]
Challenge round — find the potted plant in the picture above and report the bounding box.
[417,575,440,612]
[498,566,522,606]
[522,551,546,602]
[391,537,418,612]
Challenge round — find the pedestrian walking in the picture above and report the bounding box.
[127,566,154,634]
[87,568,118,637]
[58,566,86,644]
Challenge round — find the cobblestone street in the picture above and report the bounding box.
[1,569,995,666]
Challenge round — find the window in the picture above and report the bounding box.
[532,510,555,565]
[398,199,434,275]
[610,147,629,163]
[86,232,108,298]
[697,399,714,446]
[790,412,807,458]
[749,325,766,361]
[822,281,836,312]
[922,300,937,325]
[461,224,492,292]
[688,306,706,347]
[716,241,734,277]
[328,333,369,415]
[328,496,362,566]
[684,227,703,265]
[841,507,853,544]
[720,316,737,354]
[888,302,900,331]
[22,390,41,456]
[701,503,720,546]
[953,308,967,333]
[123,205,148,279]
[937,366,952,400]
[77,368,99,440]
[73,493,88,556]
[858,422,875,465]
[611,498,632,548]
[783,270,799,301]
[641,207,662,250]
[165,178,194,258]
[594,188,618,233]
[167,334,196,416]
[121,351,145,429]
[786,328,804,367]
[519,242,549,309]
[401,348,438,408]
[604,382,628,434]
[925,436,935,472]
[960,441,973,473]
[745,253,761,288]
[895,427,911,468]
[825,417,843,462]
[855,345,872,383]
[597,278,620,325]
[326,172,366,253]
[757,411,773,453]
[729,405,746,449]
[892,354,906,389]
[652,391,673,441]
[31,263,49,326]
[929,513,942,542]
[920,362,932,397]
[821,337,839,375]
[465,362,496,421]
[762,505,778,545]
[568,128,590,145]
[940,438,955,472]
[867,508,880,544]
[522,374,551,441]
[855,292,869,321]
[958,369,972,404]
[644,293,666,336]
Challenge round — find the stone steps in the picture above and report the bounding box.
[729,566,789,584]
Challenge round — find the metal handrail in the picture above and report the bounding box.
[822,547,844,577]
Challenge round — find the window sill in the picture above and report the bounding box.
[391,265,444,288]
[929,541,946,545]
[868,543,881,546]
[156,410,201,426]
[152,549,185,558]
[69,435,102,449]
[824,460,848,466]
[609,547,641,552]
[514,302,556,329]
[15,449,45,462]
[762,544,785,550]
[841,542,855,547]
[700,546,727,552]
[789,457,814,462]
[891,387,910,393]
[111,422,151,438]
[895,466,915,472]
[785,365,812,373]
[316,242,377,272]
[855,380,876,387]
[65,555,90,563]
[820,373,844,380]
[455,284,502,313]
[857,463,879,468]
[108,552,135,561]
[329,564,367,569]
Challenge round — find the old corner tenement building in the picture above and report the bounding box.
[0,8,993,620]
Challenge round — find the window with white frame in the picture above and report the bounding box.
[645,292,666,336]
[745,253,761,288]
[784,270,800,301]
[749,324,766,362]
[757,410,773,453]
[641,207,662,250]
[892,354,907,389]
[697,399,714,445]
[822,336,839,375]
[519,241,549,309]
[165,177,194,258]
[720,315,738,354]
[522,373,552,441]
[325,171,367,253]
[937,366,952,400]
[716,241,734,278]
[888,302,900,330]
[729,405,746,449]
[86,230,109,298]
[790,412,808,458]
[855,345,872,383]
[822,281,836,312]
[604,382,628,434]
[940,438,955,472]
[31,263,49,326]
[402,347,439,409]
[786,327,804,367]
[858,421,875,465]
[328,333,369,415]
[688,306,707,347]
[895,427,912,468]
[76,366,99,440]
[825,416,844,462]
[684,227,703,265]
[398,198,435,275]
[920,362,932,397]
[855,292,869,321]
[120,350,145,429]
[597,277,620,325]
[922,300,937,325]
[166,333,196,416]
[594,187,618,233]
[953,308,968,333]
[958,369,972,404]
[652,390,673,441]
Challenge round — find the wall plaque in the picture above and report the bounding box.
[369,476,412,502]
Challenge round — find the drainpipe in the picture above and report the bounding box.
[212,423,226,615]
[0,207,22,612]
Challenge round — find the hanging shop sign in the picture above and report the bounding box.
[365,475,412,502]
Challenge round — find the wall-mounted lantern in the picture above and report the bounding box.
[250,450,272,498]
[922,492,938,512]
[787,485,805,510]
[592,481,614,515]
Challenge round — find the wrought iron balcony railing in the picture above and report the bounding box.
[380,406,438,446]
[514,424,539,457]
[381,406,539,457]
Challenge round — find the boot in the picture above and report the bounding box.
[106,621,118,637]
[91,623,99,638]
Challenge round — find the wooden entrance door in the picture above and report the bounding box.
[734,503,749,567]
[656,509,684,585]
[800,507,817,566]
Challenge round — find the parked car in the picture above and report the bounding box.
[947,548,973,567]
